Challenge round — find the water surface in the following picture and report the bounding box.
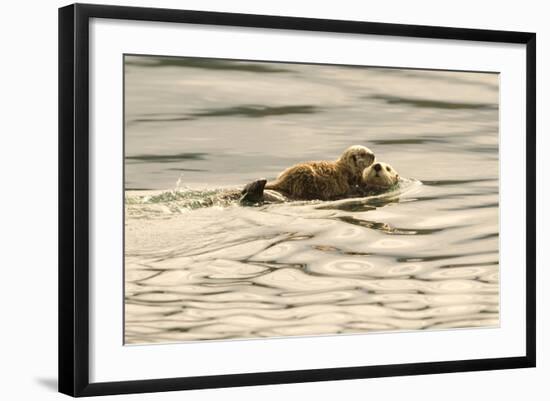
[124,56,499,344]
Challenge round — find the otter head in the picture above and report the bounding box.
[338,145,376,176]
[362,162,399,189]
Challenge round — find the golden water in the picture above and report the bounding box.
[124,56,499,344]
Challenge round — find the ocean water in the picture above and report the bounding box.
[124,55,499,344]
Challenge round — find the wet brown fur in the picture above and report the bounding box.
[265,146,375,200]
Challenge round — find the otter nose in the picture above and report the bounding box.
[373,163,382,172]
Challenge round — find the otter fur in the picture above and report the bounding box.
[242,161,400,205]
[264,145,375,200]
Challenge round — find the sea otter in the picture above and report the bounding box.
[240,161,400,204]
[262,145,375,201]
[356,161,399,193]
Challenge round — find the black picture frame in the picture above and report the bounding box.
[59,3,536,397]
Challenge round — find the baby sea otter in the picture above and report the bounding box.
[263,145,375,201]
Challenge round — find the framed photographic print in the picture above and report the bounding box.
[58,3,536,397]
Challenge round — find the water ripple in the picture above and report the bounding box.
[124,59,499,344]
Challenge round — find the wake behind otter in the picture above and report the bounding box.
[125,177,422,217]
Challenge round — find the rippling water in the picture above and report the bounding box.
[124,55,499,344]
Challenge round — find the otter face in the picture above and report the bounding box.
[362,162,399,189]
[339,145,376,175]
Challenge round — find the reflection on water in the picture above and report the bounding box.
[129,105,319,125]
[369,94,498,110]
[124,55,499,344]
